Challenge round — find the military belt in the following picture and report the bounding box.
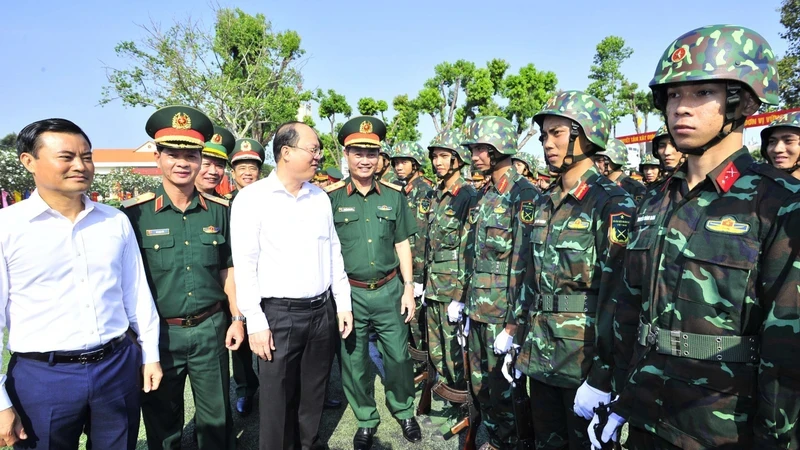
[474,259,508,275]
[433,249,458,262]
[535,294,598,313]
[637,322,759,363]
[348,268,398,290]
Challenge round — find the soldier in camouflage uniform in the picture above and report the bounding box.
[424,128,476,389]
[506,90,634,449]
[651,125,684,177]
[391,142,435,357]
[377,142,399,185]
[462,116,539,449]
[512,152,538,185]
[595,138,646,203]
[596,25,800,449]
[536,168,552,191]
[761,111,800,180]
[638,153,661,186]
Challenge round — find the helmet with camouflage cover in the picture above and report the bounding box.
[534,90,611,151]
[391,141,427,167]
[595,138,628,168]
[650,25,779,154]
[380,141,393,159]
[760,111,800,172]
[639,153,660,169]
[461,116,518,155]
[428,128,470,164]
[512,152,537,174]
[650,125,671,158]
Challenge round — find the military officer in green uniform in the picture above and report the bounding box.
[595,139,646,203]
[122,106,242,450]
[325,116,422,450]
[195,126,235,196]
[377,141,399,185]
[425,128,476,389]
[390,141,435,360]
[228,138,265,202]
[462,116,539,449]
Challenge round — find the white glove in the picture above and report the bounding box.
[573,380,612,420]
[457,317,470,347]
[588,410,625,449]
[447,301,464,323]
[501,346,523,386]
[493,329,514,354]
[413,282,424,298]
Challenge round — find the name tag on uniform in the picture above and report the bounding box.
[203,226,219,234]
[338,207,356,213]
[533,219,547,227]
[146,228,170,236]
[636,214,656,224]
[377,205,392,211]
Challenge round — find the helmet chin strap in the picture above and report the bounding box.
[671,82,745,156]
[549,122,587,174]
[397,162,419,185]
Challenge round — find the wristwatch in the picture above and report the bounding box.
[403,281,414,286]
[231,315,247,323]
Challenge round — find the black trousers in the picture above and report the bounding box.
[529,378,591,450]
[258,295,338,450]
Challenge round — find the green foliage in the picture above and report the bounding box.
[89,168,162,200]
[314,89,352,169]
[1,133,17,148]
[0,148,34,193]
[779,0,800,107]
[100,7,309,158]
[386,95,421,144]
[502,63,558,148]
[586,36,634,135]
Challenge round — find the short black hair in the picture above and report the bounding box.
[272,121,304,162]
[17,118,92,158]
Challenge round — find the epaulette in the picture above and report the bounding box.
[324,180,346,193]
[201,192,230,207]
[380,179,402,191]
[121,192,155,209]
[750,161,800,194]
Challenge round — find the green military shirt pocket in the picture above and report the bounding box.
[554,230,596,287]
[546,312,597,385]
[482,214,513,254]
[376,208,397,240]
[438,217,461,249]
[198,233,225,267]
[676,232,758,319]
[625,225,656,288]
[333,210,360,244]
[141,236,175,271]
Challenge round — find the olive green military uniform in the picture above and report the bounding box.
[123,186,235,450]
[327,177,418,427]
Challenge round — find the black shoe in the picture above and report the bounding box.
[323,398,342,409]
[353,427,376,450]
[398,418,422,443]
[235,396,253,416]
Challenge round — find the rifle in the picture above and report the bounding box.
[507,346,535,450]
[592,402,622,450]
[441,317,479,450]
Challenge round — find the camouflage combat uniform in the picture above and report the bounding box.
[639,153,662,187]
[612,25,800,449]
[601,138,647,203]
[462,117,539,448]
[424,129,476,388]
[514,91,635,449]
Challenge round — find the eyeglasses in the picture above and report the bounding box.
[287,145,323,157]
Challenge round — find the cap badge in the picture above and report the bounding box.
[172,112,191,130]
[360,120,373,134]
[241,141,252,151]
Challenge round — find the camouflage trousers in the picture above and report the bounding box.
[626,426,681,449]
[469,321,516,448]
[425,301,465,389]
[409,297,426,352]
[529,378,591,450]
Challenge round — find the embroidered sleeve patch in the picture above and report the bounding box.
[609,212,632,246]
[519,201,535,224]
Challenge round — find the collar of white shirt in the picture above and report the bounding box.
[265,169,314,198]
[22,189,95,222]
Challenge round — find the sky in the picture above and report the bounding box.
[0,0,789,161]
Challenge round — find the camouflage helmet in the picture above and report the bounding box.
[461,116,518,155]
[639,153,660,169]
[760,111,800,162]
[512,152,537,173]
[533,90,611,151]
[380,141,393,158]
[649,25,780,110]
[391,141,427,166]
[428,128,470,164]
[595,138,628,167]
[650,125,672,158]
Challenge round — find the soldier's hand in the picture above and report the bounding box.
[226,321,245,351]
[400,291,416,323]
[142,362,163,393]
[0,407,26,446]
[588,410,625,449]
[250,329,276,362]
[338,311,353,339]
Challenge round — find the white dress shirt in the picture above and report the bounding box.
[0,190,161,410]
[230,170,352,333]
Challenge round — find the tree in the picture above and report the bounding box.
[101,7,309,158]
[586,36,634,136]
[0,148,34,194]
[357,96,421,145]
[90,168,162,201]
[779,0,800,107]
[0,133,16,148]
[357,97,389,122]
[502,63,558,148]
[415,59,477,133]
[315,89,352,169]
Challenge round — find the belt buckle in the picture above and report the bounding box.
[369,282,376,290]
[78,349,104,365]
[183,315,198,327]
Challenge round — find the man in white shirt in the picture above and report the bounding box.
[231,121,353,450]
[0,118,162,449]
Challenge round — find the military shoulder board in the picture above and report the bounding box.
[324,180,347,193]
[121,192,156,208]
[201,192,230,207]
[380,179,402,191]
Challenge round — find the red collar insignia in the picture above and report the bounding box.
[574,181,590,200]
[716,161,740,193]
